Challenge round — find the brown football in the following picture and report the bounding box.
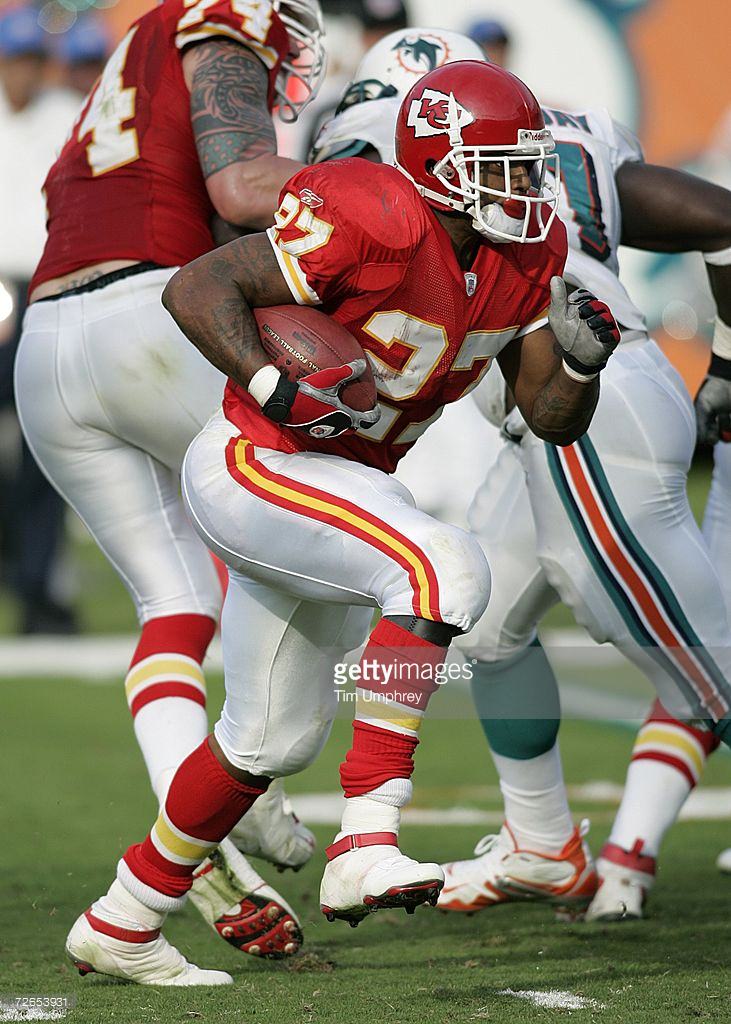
[253,305,377,412]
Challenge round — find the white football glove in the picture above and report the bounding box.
[548,277,620,380]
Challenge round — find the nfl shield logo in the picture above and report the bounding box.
[464,272,477,297]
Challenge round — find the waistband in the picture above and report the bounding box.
[35,262,167,303]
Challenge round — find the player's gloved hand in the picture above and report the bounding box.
[548,276,620,381]
[695,355,731,445]
[262,359,381,439]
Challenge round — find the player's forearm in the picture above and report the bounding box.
[527,367,599,446]
[162,254,268,388]
[208,154,303,230]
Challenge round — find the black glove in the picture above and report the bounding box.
[695,355,731,445]
[262,359,380,439]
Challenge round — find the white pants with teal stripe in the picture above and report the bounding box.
[465,340,731,725]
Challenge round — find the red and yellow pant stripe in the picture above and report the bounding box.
[225,437,443,621]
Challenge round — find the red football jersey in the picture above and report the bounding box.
[223,160,568,473]
[31,0,290,290]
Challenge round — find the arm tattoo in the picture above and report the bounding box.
[188,39,277,178]
[531,371,599,445]
[162,234,293,388]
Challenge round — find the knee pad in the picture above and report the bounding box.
[471,640,561,759]
[423,525,491,633]
[214,704,335,779]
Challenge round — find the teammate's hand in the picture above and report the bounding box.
[548,277,620,380]
[262,359,381,439]
[695,358,731,444]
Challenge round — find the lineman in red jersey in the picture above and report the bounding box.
[67,61,621,982]
[15,0,326,975]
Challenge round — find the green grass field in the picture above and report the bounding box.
[3,671,731,1024]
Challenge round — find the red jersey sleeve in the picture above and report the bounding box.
[512,214,568,338]
[174,0,289,86]
[266,161,425,307]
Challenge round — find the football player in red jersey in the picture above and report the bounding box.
[64,60,621,984]
[15,0,326,971]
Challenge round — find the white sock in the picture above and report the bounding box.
[336,781,413,841]
[133,697,209,804]
[491,744,574,852]
[608,759,691,858]
[92,878,166,931]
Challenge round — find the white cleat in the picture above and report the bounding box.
[65,909,232,986]
[716,847,731,874]
[230,779,315,871]
[438,822,597,918]
[585,841,655,923]
[320,831,443,926]
[190,837,302,958]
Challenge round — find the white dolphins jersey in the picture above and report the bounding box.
[313,97,650,428]
[313,99,646,336]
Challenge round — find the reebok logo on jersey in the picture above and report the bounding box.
[407,88,474,139]
[299,188,324,209]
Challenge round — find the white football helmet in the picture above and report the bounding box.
[275,0,326,122]
[336,27,484,113]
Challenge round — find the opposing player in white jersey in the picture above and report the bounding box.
[311,28,502,527]
[14,0,326,974]
[439,109,731,922]
[312,33,731,920]
[695,236,731,876]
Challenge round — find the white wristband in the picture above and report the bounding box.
[712,316,731,360]
[704,245,731,267]
[248,364,281,407]
[562,360,598,384]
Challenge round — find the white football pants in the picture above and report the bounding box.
[182,410,492,775]
[14,268,224,623]
[703,440,731,618]
[465,341,731,724]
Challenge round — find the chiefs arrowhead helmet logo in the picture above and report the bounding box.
[406,88,475,139]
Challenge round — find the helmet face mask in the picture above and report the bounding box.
[430,134,560,244]
[336,78,398,116]
[274,0,326,123]
[395,60,560,244]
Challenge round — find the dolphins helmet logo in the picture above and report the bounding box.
[392,34,451,76]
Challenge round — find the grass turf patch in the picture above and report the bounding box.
[3,673,731,1022]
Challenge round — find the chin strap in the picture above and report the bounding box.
[470,201,525,243]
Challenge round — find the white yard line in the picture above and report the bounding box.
[499,989,606,1011]
[290,788,731,824]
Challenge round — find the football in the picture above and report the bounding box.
[253,305,377,412]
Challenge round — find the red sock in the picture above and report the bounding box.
[340,619,447,798]
[125,614,216,717]
[123,737,267,898]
